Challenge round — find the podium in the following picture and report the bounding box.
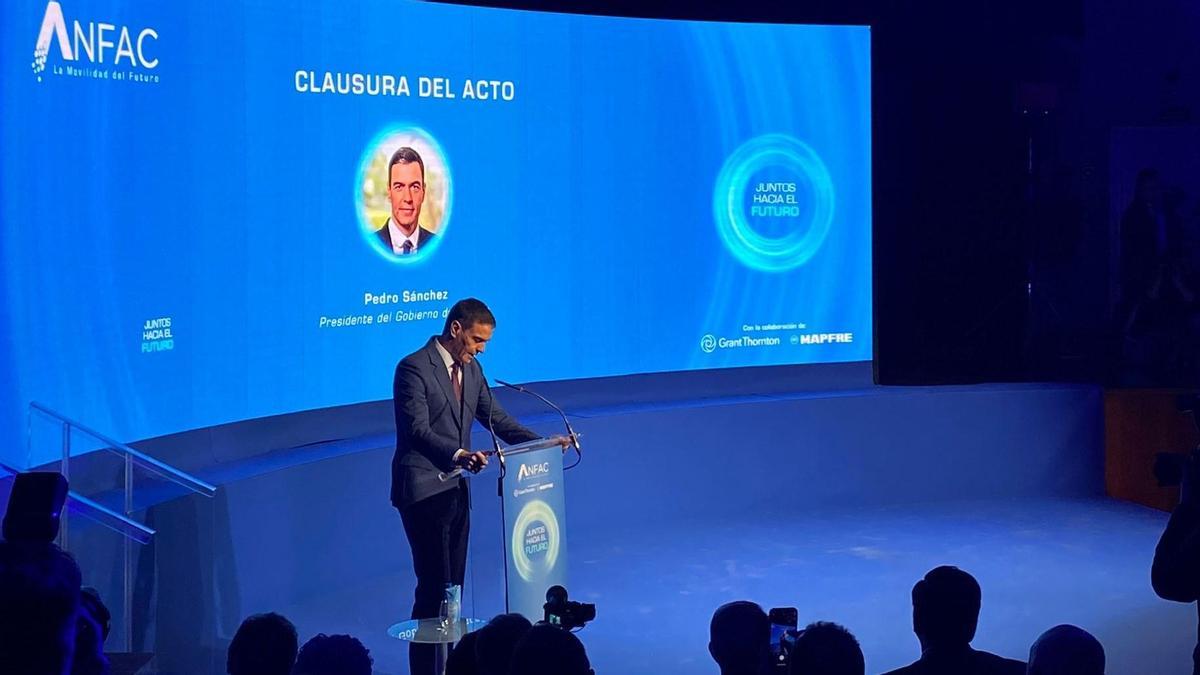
[386,436,576,670]
[496,437,573,621]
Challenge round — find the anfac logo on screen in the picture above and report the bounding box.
[32,1,160,83]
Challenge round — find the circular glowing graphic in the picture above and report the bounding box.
[355,125,452,264]
[712,134,836,272]
[510,499,561,583]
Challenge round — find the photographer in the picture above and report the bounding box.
[1151,446,1200,675]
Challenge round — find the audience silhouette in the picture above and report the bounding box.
[292,633,373,675]
[445,630,481,675]
[226,612,298,675]
[1152,448,1200,675]
[509,623,594,675]
[882,565,1025,675]
[71,587,110,675]
[6,467,1191,675]
[709,600,770,675]
[0,539,84,675]
[1027,624,1105,675]
[475,612,533,675]
[788,621,865,675]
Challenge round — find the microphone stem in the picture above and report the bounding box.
[494,379,580,451]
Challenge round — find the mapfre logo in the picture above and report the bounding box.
[32,1,160,83]
[516,462,550,482]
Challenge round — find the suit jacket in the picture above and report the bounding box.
[391,337,539,509]
[377,223,437,254]
[882,646,1025,675]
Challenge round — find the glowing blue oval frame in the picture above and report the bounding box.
[355,125,453,265]
[510,499,561,583]
[712,134,836,272]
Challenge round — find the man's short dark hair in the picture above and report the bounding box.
[1028,624,1105,675]
[293,634,373,675]
[388,146,425,184]
[443,298,496,336]
[787,621,864,675]
[227,612,298,675]
[446,630,480,675]
[0,540,82,675]
[709,601,769,673]
[510,623,592,675]
[912,565,981,647]
[475,613,533,675]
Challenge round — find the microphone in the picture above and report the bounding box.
[494,379,581,452]
[477,357,503,456]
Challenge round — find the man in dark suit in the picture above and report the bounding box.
[376,146,438,256]
[392,298,551,675]
[883,566,1025,675]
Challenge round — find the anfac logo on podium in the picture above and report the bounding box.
[32,1,160,83]
[517,462,551,482]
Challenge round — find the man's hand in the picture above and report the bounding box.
[455,450,490,474]
[554,435,574,451]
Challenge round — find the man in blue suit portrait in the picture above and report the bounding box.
[377,146,438,256]
[392,298,556,675]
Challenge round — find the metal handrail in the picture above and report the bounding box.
[28,402,217,496]
[0,462,155,545]
[66,491,156,545]
[25,402,218,651]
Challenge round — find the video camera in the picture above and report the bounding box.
[543,585,596,630]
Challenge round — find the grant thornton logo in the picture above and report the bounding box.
[700,334,717,353]
[32,1,160,83]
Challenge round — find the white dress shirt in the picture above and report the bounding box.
[433,339,459,385]
[387,218,421,255]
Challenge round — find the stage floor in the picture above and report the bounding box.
[575,497,1194,675]
[308,497,1196,674]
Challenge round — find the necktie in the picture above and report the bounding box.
[401,240,414,255]
[450,363,462,402]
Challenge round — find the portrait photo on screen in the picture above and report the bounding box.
[357,126,453,263]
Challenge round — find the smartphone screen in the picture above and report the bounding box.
[768,607,798,666]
